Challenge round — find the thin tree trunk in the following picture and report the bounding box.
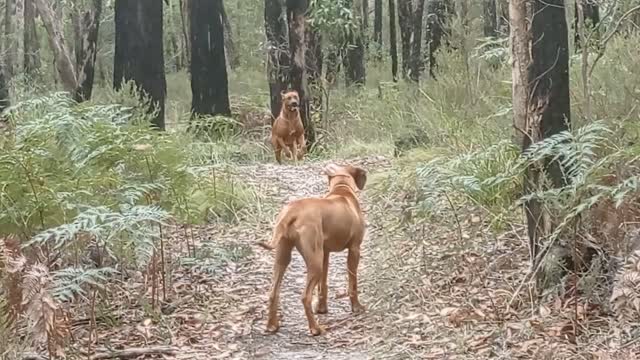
[410,0,426,82]
[74,0,103,102]
[374,0,383,54]
[265,0,289,121]
[483,0,497,38]
[287,0,315,147]
[397,0,412,78]
[24,0,40,77]
[389,0,398,81]
[345,0,366,86]
[114,0,167,130]
[34,0,79,94]
[190,0,230,121]
[574,0,599,50]
[4,0,16,81]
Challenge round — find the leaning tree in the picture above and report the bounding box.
[114,0,167,129]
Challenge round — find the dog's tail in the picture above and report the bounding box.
[257,207,294,251]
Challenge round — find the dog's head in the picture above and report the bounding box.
[281,90,300,113]
[323,164,367,193]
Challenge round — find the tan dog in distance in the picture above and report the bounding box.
[258,164,367,336]
[271,90,306,164]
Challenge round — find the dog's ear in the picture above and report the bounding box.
[349,166,367,190]
[280,90,287,99]
[323,163,339,177]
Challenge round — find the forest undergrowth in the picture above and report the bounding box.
[2,30,640,359]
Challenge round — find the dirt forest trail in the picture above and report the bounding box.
[224,156,392,359]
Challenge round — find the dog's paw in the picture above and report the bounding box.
[309,325,325,336]
[351,303,366,314]
[315,305,328,314]
[266,324,279,334]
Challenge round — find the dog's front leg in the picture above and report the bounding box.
[347,247,365,313]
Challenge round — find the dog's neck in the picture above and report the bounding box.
[327,182,358,199]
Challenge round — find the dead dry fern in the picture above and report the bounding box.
[611,247,640,322]
[22,263,67,358]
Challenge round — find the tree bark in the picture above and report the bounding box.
[397,0,412,78]
[190,0,230,119]
[345,0,366,86]
[483,0,498,38]
[574,0,599,50]
[374,0,383,53]
[265,0,290,121]
[24,0,40,77]
[426,0,451,78]
[179,0,191,71]
[34,0,79,94]
[511,0,571,285]
[389,0,398,81]
[74,0,103,102]
[306,24,322,117]
[114,0,167,130]
[410,0,426,82]
[221,2,239,70]
[4,0,16,80]
[287,0,315,147]
[362,0,369,49]
[0,66,9,113]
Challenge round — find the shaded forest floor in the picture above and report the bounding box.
[70,156,639,359]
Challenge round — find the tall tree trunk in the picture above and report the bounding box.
[389,0,398,81]
[373,0,383,53]
[265,0,289,121]
[397,0,412,78]
[345,0,366,86]
[221,2,239,70]
[4,0,16,81]
[511,0,571,287]
[410,0,426,82]
[74,0,103,102]
[190,0,230,120]
[574,0,599,50]
[179,0,191,71]
[24,0,40,77]
[114,0,167,130]
[287,0,315,147]
[34,0,79,94]
[483,0,497,38]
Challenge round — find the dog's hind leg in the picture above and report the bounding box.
[347,246,365,313]
[315,251,330,314]
[298,228,324,335]
[266,244,292,333]
[296,134,306,161]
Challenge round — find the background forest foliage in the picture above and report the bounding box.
[1,0,640,358]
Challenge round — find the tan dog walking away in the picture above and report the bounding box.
[271,90,306,164]
[258,164,367,336]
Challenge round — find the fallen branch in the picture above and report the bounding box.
[90,346,178,360]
